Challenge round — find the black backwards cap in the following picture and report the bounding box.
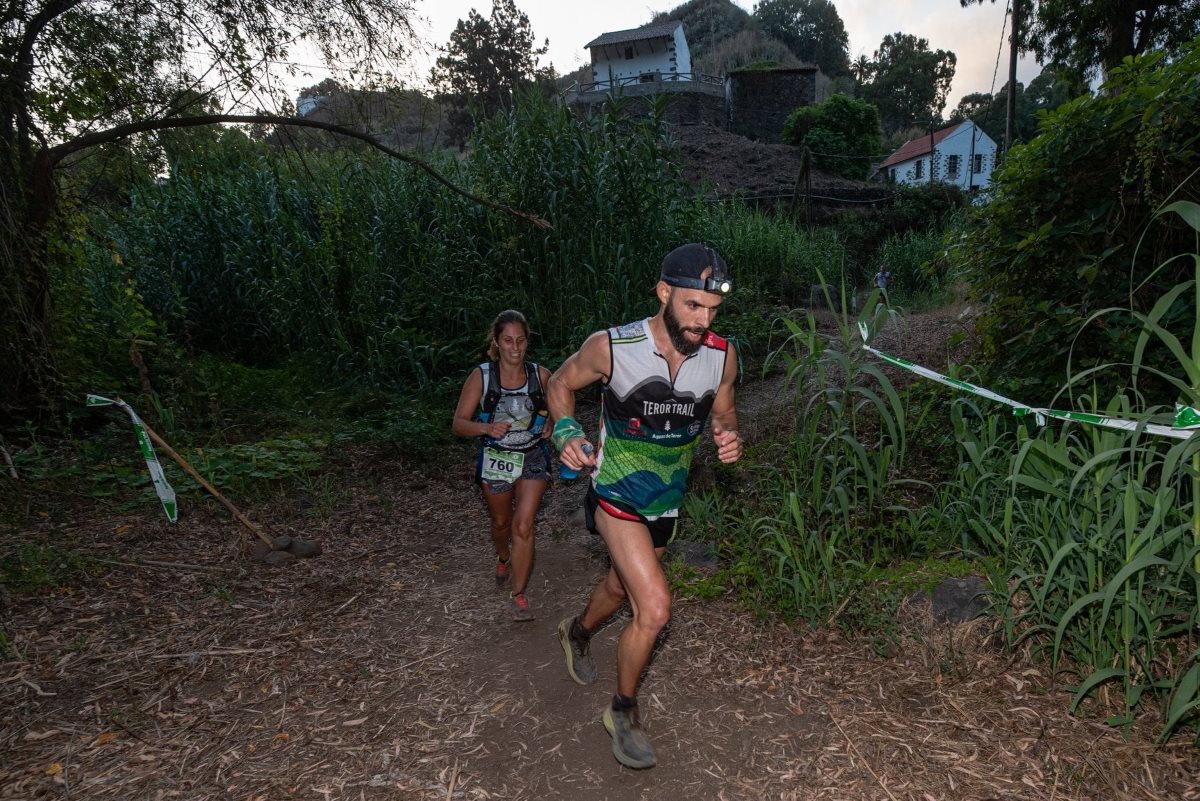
[659,243,733,296]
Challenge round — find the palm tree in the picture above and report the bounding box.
[850,54,873,85]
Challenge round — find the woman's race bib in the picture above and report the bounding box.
[481,446,525,483]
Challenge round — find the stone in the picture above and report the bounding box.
[667,540,719,569]
[285,538,323,559]
[929,576,989,623]
[249,540,272,561]
[808,283,841,312]
[262,550,297,567]
[270,535,293,551]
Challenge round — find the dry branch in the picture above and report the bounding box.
[45,114,551,231]
[137,420,273,547]
[0,443,15,479]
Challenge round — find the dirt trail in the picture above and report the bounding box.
[3,309,1199,800]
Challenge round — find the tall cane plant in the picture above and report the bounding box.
[960,200,1200,741]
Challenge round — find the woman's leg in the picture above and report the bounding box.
[482,485,514,564]
[509,477,548,596]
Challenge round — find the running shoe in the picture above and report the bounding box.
[495,558,510,587]
[556,617,597,685]
[511,591,534,622]
[602,705,657,769]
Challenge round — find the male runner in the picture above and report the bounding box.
[548,243,742,769]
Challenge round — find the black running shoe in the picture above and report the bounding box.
[556,617,597,684]
[602,705,657,769]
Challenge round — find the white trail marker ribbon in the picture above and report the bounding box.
[856,322,1200,442]
[86,394,178,522]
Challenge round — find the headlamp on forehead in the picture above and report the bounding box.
[661,246,734,296]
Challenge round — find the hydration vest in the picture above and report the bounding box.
[481,360,547,421]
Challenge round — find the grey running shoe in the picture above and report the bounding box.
[511,592,534,622]
[557,617,597,685]
[602,705,657,769]
[495,559,511,587]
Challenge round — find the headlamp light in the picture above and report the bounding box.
[708,277,733,296]
[661,246,734,296]
[661,274,734,295]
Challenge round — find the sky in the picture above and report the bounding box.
[396,0,1043,111]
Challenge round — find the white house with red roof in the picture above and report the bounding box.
[585,20,693,89]
[878,120,998,192]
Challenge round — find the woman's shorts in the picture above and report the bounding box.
[584,487,677,548]
[479,441,551,495]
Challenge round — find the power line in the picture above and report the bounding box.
[989,1,1011,97]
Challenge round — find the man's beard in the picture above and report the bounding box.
[664,300,706,356]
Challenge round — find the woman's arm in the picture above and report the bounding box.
[451,367,510,439]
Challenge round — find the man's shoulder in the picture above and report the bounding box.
[610,318,649,344]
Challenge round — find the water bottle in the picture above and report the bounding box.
[560,442,594,481]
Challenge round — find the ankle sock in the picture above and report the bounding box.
[612,693,637,712]
[570,617,593,642]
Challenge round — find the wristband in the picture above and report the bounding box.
[551,416,585,452]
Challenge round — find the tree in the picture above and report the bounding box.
[951,44,1200,401]
[0,0,420,415]
[781,94,881,180]
[653,0,755,67]
[948,64,1090,145]
[430,0,549,145]
[1025,63,1088,107]
[653,0,804,75]
[752,0,851,77]
[849,54,872,85]
[961,0,1200,83]
[0,0,545,417]
[948,85,1029,144]
[858,33,956,135]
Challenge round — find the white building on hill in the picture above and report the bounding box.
[585,20,693,89]
[879,120,998,192]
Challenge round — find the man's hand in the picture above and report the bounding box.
[713,424,742,464]
[560,436,596,470]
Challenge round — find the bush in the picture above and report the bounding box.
[950,40,1200,402]
[782,94,882,180]
[51,92,845,439]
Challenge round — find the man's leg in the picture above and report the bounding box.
[592,505,668,768]
[592,508,670,698]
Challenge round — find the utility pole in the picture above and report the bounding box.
[1005,0,1021,152]
[968,122,977,192]
[929,121,936,184]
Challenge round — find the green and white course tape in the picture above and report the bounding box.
[86,394,178,522]
[856,322,1199,442]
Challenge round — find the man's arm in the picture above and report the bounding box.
[710,343,742,465]
[547,330,611,469]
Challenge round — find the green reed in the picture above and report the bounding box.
[87,93,829,392]
[932,200,1200,741]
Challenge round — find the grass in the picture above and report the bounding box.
[0,540,98,593]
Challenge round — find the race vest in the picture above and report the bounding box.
[592,318,728,519]
[478,361,546,452]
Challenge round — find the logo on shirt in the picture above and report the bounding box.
[624,418,644,436]
[642,400,695,417]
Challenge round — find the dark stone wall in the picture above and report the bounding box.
[726,70,821,143]
[568,89,726,127]
[566,68,827,139]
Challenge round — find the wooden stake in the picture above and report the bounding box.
[139,422,274,547]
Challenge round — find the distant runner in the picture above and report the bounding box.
[452,310,552,622]
[548,243,743,769]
